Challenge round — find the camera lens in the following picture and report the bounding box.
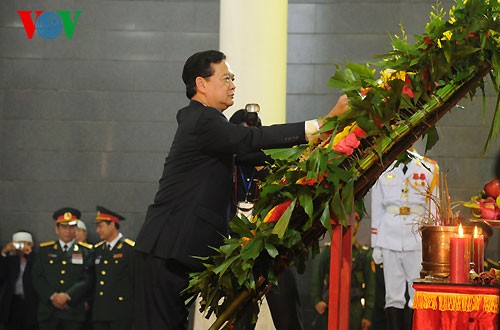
[13,242,25,250]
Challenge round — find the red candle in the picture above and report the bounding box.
[450,224,471,283]
[473,226,484,274]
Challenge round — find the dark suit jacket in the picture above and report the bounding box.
[135,100,306,270]
[0,253,38,326]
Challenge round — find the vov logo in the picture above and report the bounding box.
[17,11,82,40]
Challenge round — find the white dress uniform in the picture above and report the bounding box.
[371,154,438,309]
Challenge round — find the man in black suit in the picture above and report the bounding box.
[134,49,349,330]
[0,231,38,330]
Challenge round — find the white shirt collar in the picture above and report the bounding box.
[59,239,75,250]
[107,233,123,251]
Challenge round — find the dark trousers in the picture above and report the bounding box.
[134,252,192,330]
[266,268,303,330]
[38,319,83,330]
[92,320,133,330]
[5,295,38,330]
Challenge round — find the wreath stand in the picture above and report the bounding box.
[328,221,353,329]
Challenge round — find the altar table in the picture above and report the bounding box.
[412,281,499,330]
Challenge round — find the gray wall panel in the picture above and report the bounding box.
[3,90,185,121]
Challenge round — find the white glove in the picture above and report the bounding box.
[372,247,383,264]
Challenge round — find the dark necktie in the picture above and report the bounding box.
[63,244,68,252]
[107,243,111,251]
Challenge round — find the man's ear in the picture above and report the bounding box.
[195,76,207,94]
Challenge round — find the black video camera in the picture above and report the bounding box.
[244,103,260,127]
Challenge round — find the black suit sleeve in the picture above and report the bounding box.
[235,151,273,167]
[195,108,306,154]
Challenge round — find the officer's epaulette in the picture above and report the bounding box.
[78,241,93,249]
[124,238,135,247]
[94,241,105,248]
[39,241,56,248]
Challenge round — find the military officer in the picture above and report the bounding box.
[370,150,438,330]
[92,206,134,330]
[32,207,94,330]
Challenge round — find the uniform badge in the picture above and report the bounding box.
[113,253,123,259]
[72,253,83,264]
[95,256,101,265]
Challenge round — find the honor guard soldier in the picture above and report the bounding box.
[370,150,438,330]
[32,207,94,330]
[92,206,134,330]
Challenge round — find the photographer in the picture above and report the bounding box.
[230,105,273,218]
[0,231,38,330]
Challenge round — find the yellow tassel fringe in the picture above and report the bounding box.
[413,292,499,313]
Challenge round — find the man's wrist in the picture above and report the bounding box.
[305,119,321,142]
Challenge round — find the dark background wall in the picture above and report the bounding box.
[1,0,499,328]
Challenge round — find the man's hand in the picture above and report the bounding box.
[317,95,349,128]
[22,244,33,256]
[1,242,16,256]
[327,95,349,118]
[372,247,383,264]
[315,300,328,315]
[361,318,372,330]
[51,293,70,310]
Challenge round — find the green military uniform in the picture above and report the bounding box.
[92,206,134,330]
[92,237,135,329]
[32,240,94,330]
[32,207,95,330]
[311,244,376,330]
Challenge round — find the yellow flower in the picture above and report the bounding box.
[330,123,356,147]
[437,39,442,48]
[442,30,453,41]
[378,69,407,85]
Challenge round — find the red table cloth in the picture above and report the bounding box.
[413,281,499,330]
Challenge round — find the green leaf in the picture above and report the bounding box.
[240,237,264,260]
[298,188,314,219]
[272,199,297,238]
[424,126,440,152]
[265,242,279,258]
[264,146,307,161]
[212,255,239,275]
[341,179,354,215]
[219,242,241,256]
[319,200,332,234]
